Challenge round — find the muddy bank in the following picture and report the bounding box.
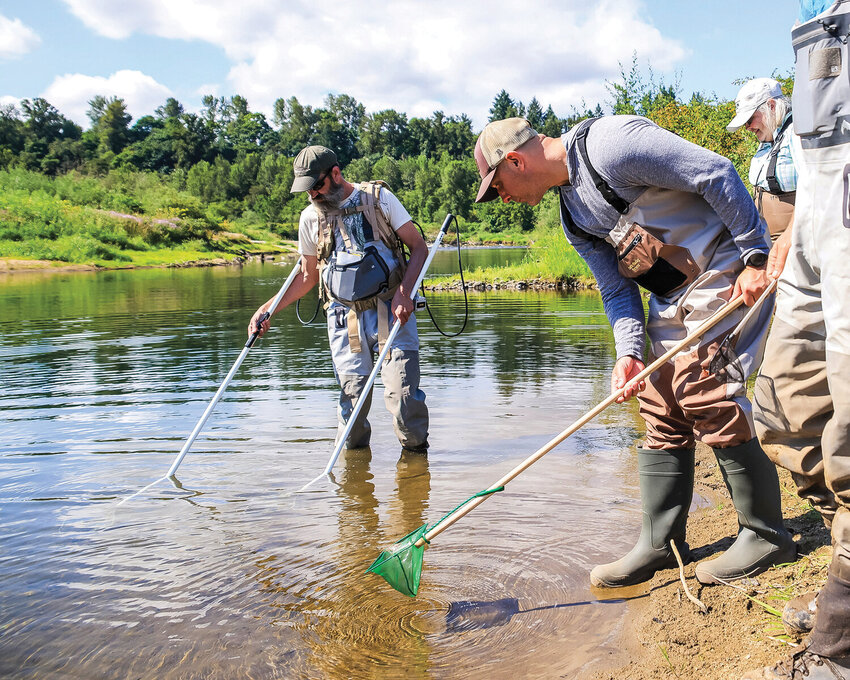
[589,442,832,680]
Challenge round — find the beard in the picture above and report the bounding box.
[310,177,348,213]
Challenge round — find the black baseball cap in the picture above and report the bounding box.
[290,145,338,192]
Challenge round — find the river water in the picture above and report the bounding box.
[0,250,648,679]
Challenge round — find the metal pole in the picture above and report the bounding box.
[166,256,303,478]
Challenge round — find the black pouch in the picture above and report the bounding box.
[616,223,700,297]
[326,245,391,306]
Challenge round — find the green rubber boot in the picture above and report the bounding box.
[590,448,694,588]
[695,438,797,585]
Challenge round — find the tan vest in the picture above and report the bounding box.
[315,181,408,353]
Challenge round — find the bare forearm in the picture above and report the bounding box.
[399,246,427,297]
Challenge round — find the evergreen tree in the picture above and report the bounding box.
[156,97,184,121]
[489,89,518,121]
[526,97,544,129]
[88,96,132,154]
[540,105,565,137]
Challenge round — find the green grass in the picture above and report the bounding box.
[0,168,294,268]
[428,226,594,286]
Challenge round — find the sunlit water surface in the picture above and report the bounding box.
[0,251,650,679]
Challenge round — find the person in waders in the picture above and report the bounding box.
[473,116,796,589]
[248,146,430,456]
[743,1,850,677]
[727,77,797,242]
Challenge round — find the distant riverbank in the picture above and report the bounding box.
[0,248,296,274]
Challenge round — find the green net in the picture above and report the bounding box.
[367,486,505,597]
[367,523,429,597]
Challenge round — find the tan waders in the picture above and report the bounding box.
[590,448,694,587]
[694,438,797,584]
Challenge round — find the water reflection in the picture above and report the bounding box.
[0,257,648,679]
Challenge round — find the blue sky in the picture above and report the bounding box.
[1,0,800,130]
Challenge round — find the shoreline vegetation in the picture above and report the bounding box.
[1,66,790,281]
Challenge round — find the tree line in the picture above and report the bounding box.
[0,65,773,238]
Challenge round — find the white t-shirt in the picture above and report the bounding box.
[298,184,412,267]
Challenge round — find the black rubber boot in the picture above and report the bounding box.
[695,438,797,585]
[590,448,694,588]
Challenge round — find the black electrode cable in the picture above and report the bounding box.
[414,214,469,338]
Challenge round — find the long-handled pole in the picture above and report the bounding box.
[166,256,304,478]
[298,213,455,492]
[412,286,774,548]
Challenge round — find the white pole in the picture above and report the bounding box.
[298,214,455,492]
[166,256,303,478]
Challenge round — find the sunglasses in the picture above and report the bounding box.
[310,169,332,192]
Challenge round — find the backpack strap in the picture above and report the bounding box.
[765,114,794,194]
[559,190,604,244]
[558,117,626,243]
[346,308,362,354]
[356,181,408,278]
[574,118,631,215]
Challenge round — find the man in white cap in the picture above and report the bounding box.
[248,146,430,456]
[728,78,797,241]
[473,114,795,589]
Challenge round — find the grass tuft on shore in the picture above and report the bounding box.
[427,226,594,286]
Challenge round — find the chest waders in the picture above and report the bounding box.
[298,214,456,494]
[560,120,794,588]
[316,181,407,356]
[752,2,850,660]
[753,115,796,240]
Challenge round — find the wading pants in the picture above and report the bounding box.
[753,134,850,658]
[328,299,428,451]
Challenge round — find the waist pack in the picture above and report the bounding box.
[324,246,392,308]
[615,223,700,296]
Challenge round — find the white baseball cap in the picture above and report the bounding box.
[727,78,782,132]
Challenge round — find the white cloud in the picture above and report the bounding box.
[196,83,221,98]
[41,70,173,127]
[61,0,688,127]
[0,95,23,115]
[0,14,42,59]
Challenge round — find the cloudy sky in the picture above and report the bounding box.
[1,0,800,130]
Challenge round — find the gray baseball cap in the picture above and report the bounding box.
[291,145,338,192]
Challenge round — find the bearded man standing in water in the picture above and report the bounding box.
[472,116,796,588]
[249,146,430,456]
